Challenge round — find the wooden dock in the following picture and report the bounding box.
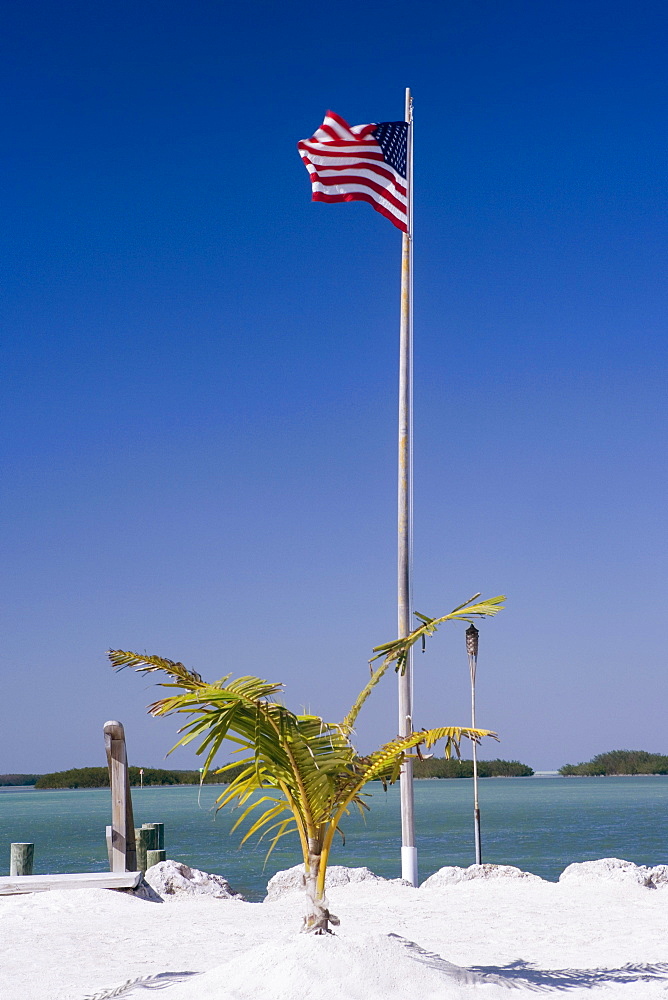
[0,871,142,895]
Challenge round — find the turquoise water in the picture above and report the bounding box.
[1,777,666,901]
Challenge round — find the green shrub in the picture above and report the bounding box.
[413,757,533,778]
[34,765,245,789]
[559,750,668,776]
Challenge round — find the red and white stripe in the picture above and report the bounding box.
[298,111,408,232]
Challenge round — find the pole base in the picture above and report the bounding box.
[401,845,418,886]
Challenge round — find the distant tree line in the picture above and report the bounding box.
[22,751,668,786]
[412,757,533,778]
[560,750,668,776]
[34,765,246,789]
[20,759,534,787]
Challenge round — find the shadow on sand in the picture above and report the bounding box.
[389,934,668,992]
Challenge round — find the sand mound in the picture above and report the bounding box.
[265,864,384,901]
[420,862,543,888]
[144,860,244,900]
[159,930,493,1000]
[559,858,668,888]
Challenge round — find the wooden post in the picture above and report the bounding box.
[104,721,137,872]
[142,822,164,851]
[10,843,34,876]
[146,849,166,868]
[135,826,157,872]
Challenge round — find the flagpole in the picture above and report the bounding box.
[398,86,417,886]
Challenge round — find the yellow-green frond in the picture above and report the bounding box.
[370,594,505,675]
[332,726,497,823]
[343,660,392,732]
[108,650,206,687]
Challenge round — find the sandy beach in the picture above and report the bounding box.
[2,859,668,1000]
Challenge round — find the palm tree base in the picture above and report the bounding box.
[301,898,340,935]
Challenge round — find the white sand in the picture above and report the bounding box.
[2,861,668,1000]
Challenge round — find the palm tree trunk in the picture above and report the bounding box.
[302,839,339,934]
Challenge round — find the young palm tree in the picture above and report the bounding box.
[109,593,503,932]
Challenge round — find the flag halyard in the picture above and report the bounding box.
[298,111,409,232]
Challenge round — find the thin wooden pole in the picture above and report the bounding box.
[398,86,417,886]
[104,720,137,872]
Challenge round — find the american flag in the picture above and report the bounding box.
[298,111,409,232]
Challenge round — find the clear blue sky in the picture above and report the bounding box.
[1,1,666,774]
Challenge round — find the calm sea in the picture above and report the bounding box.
[1,777,666,901]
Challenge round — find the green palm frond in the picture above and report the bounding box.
[318,725,498,869]
[108,649,206,686]
[368,593,505,677]
[343,594,505,730]
[340,726,496,801]
[342,659,390,731]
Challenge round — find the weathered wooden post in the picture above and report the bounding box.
[146,849,166,867]
[104,721,137,872]
[10,843,34,876]
[105,826,113,870]
[134,825,157,872]
[141,822,165,852]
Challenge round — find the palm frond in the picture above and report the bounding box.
[369,594,505,676]
[330,726,497,828]
[108,649,206,686]
[342,660,389,731]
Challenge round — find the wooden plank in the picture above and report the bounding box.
[106,825,113,870]
[105,721,127,872]
[0,871,142,895]
[104,720,136,871]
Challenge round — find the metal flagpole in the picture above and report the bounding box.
[466,624,482,864]
[398,86,417,886]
